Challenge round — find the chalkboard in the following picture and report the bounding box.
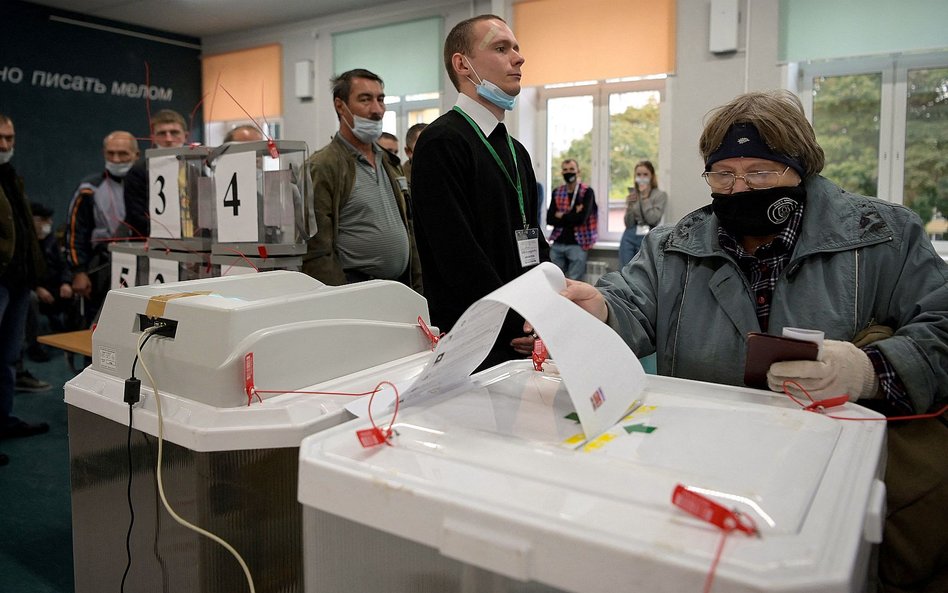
[0,1,203,229]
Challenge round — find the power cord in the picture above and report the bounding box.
[121,327,159,592]
[135,326,257,593]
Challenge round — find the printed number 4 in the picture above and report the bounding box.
[223,172,240,216]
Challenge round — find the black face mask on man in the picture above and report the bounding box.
[711,184,806,237]
[562,172,577,184]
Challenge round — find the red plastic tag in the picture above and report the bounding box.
[356,427,388,448]
[267,139,279,159]
[257,244,269,259]
[418,316,441,350]
[532,337,548,371]
[804,395,849,412]
[672,484,757,535]
[244,352,261,405]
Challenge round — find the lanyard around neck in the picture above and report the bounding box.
[453,106,527,229]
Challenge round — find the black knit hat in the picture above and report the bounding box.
[30,201,53,218]
[705,122,805,177]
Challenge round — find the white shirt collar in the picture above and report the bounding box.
[455,93,502,136]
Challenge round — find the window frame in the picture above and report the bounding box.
[537,78,666,244]
[797,51,948,256]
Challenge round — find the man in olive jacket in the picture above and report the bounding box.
[303,69,422,293]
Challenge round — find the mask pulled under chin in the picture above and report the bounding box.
[348,114,383,144]
[711,184,806,237]
[105,161,133,178]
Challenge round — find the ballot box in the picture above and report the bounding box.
[64,271,434,593]
[208,140,314,259]
[146,145,215,251]
[109,241,150,288]
[297,360,887,593]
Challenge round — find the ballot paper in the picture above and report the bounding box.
[346,262,646,441]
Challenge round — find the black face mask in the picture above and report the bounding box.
[562,172,577,184]
[711,185,806,237]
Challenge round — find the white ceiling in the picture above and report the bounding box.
[28,0,396,39]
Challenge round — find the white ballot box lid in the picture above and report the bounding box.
[298,360,886,593]
[66,349,432,452]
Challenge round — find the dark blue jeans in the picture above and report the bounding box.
[618,227,644,269]
[0,283,30,427]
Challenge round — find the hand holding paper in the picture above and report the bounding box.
[559,279,609,322]
[393,262,645,440]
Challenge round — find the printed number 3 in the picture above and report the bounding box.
[154,175,166,215]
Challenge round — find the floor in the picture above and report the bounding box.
[0,349,77,593]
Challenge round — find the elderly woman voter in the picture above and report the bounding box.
[562,89,948,592]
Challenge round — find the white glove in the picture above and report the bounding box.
[766,339,879,401]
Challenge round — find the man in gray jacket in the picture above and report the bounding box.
[563,89,947,592]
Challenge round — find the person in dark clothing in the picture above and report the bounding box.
[546,159,597,280]
[411,14,550,370]
[0,113,50,454]
[123,109,189,239]
[24,202,73,357]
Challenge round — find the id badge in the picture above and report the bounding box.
[515,228,541,267]
[635,224,650,236]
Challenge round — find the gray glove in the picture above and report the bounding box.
[767,339,879,401]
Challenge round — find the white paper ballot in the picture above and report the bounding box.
[357,262,645,441]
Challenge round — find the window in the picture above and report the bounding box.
[799,52,948,251]
[540,79,665,242]
[380,93,440,161]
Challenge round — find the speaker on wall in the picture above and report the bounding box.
[294,59,313,99]
[709,0,739,54]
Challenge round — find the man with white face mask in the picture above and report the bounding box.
[302,69,422,292]
[64,130,139,327]
[411,14,549,370]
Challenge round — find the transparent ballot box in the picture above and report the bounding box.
[64,271,434,593]
[208,140,315,258]
[211,252,303,276]
[146,248,218,284]
[147,145,215,251]
[108,240,149,288]
[298,361,887,593]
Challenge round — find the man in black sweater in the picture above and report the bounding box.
[411,14,549,370]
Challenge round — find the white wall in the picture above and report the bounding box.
[202,0,494,154]
[202,0,783,223]
[665,0,781,222]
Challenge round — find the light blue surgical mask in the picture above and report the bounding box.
[342,104,383,144]
[105,160,133,177]
[464,57,517,111]
[0,148,13,165]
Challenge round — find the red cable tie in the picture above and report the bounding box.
[672,484,758,593]
[782,380,948,422]
[417,316,442,350]
[243,352,262,405]
[357,381,400,448]
[532,336,547,371]
[803,395,849,412]
[672,484,758,536]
